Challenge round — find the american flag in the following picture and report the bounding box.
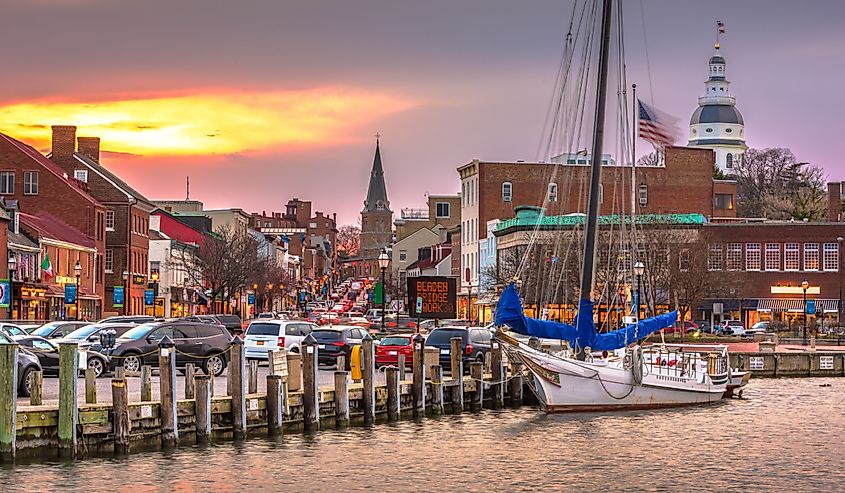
[638,99,678,149]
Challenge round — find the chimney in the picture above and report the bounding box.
[828,182,842,222]
[51,125,77,164]
[77,137,100,161]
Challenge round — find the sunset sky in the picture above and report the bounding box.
[1,0,842,225]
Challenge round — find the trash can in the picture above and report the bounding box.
[350,344,363,380]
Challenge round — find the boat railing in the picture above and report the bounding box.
[643,347,706,379]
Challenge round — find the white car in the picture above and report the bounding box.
[244,320,316,360]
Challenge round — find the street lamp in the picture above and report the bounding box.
[151,270,160,317]
[122,269,130,315]
[267,283,273,312]
[8,252,17,320]
[377,250,390,332]
[74,260,82,320]
[633,261,645,321]
[801,278,810,345]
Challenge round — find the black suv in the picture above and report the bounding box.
[312,326,367,368]
[184,314,243,334]
[426,327,492,372]
[107,321,232,376]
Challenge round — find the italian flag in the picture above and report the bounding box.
[41,252,54,280]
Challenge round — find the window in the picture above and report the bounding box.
[764,243,780,271]
[23,171,38,195]
[679,250,690,272]
[804,243,819,271]
[823,242,839,271]
[502,182,512,202]
[462,182,466,205]
[726,153,733,169]
[105,249,114,273]
[725,128,733,134]
[714,194,734,210]
[309,222,317,228]
[0,172,13,194]
[638,184,648,206]
[784,243,799,271]
[399,250,407,262]
[74,169,88,183]
[105,210,115,231]
[708,244,723,271]
[745,243,761,271]
[547,183,558,203]
[705,128,713,133]
[435,202,450,218]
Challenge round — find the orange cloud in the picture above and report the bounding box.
[0,88,415,156]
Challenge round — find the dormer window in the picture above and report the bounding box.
[74,169,88,183]
[502,182,512,202]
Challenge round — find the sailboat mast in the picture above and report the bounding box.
[579,0,614,303]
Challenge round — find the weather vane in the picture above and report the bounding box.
[715,20,726,50]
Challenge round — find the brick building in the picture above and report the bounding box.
[0,208,8,318]
[49,126,154,316]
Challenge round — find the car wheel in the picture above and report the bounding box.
[122,354,142,373]
[88,357,105,378]
[19,366,35,397]
[204,354,226,377]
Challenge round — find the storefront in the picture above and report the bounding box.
[12,284,49,321]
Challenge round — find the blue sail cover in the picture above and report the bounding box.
[495,283,677,351]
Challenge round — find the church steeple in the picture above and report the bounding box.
[362,137,391,213]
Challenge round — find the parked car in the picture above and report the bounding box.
[244,320,315,360]
[375,334,414,368]
[16,336,110,377]
[29,321,90,339]
[106,321,232,376]
[312,326,368,368]
[425,327,492,372]
[0,323,30,339]
[57,323,136,349]
[0,332,42,397]
[746,321,769,336]
[720,320,746,336]
[99,315,155,325]
[256,312,277,320]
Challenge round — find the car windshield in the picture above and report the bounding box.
[31,322,63,337]
[312,330,343,342]
[3,325,27,337]
[752,322,766,329]
[118,322,160,340]
[63,324,102,340]
[246,323,280,336]
[426,329,467,345]
[380,336,411,346]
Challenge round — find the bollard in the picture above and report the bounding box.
[248,359,259,394]
[362,334,376,424]
[411,333,426,416]
[509,361,523,406]
[470,362,483,411]
[336,354,345,372]
[111,378,130,454]
[302,334,319,429]
[0,343,18,462]
[184,363,196,400]
[449,337,463,413]
[490,341,504,409]
[115,366,126,379]
[85,367,97,404]
[58,342,79,456]
[334,371,349,428]
[194,375,211,442]
[159,337,178,447]
[140,365,152,401]
[230,336,246,439]
[430,365,444,415]
[386,366,400,422]
[398,354,406,381]
[267,374,284,435]
[30,370,43,406]
[209,371,215,397]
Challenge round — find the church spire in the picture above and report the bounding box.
[362,136,391,213]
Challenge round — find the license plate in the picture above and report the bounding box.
[388,350,397,355]
[256,341,264,346]
[440,349,449,355]
[318,344,326,349]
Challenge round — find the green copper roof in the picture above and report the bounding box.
[495,206,706,232]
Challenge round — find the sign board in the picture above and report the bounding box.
[144,289,155,305]
[0,279,10,308]
[269,349,289,378]
[806,299,816,315]
[749,356,764,371]
[465,267,471,283]
[771,286,821,295]
[140,404,152,418]
[407,276,457,319]
[132,274,146,285]
[64,284,78,304]
[113,286,125,308]
[248,398,259,411]
[713,302,724,315]
[416,296,423,312]
[248,292,256,304]
[819,355,834,370]
[374,282,384,305]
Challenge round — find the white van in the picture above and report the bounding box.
[244,320,316,360]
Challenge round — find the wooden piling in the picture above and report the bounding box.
[302,334,319,429]
[398,354,406,381]
[111,378,130,454]
[449,337,463,412]
[115,366,125,379]
[85,367,97,404]
[184,363,196,400]
[470,362,483,411]
[140,365,152,401]
[334,371,349,427]
[230,337,247,439]
[509,361,523,406]
[362,335,376,424]
[490,341,504,409]
[266,374,283,435]
[0,343,17,462]
[412,333,426,416]
[30,370,43,406]
[58,342,78,456]
[430,365,444,415]
[248,359,259,394]
[159,338,178,447]
[386,366,400,422]
[194,375,211,442]
[287,352,302,392]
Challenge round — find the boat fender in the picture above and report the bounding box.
[631,346,643,385]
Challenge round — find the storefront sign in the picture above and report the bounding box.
[55,275,77,285]
[144,289,154,305]
[407,276,457,319]
[133,274,146,285]
[0,279,9,308]
[770,286,820,295]
[113,286,125,308]
[64,284,78,304]
[21,287,46,299]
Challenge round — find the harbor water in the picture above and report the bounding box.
[2,378,843,492]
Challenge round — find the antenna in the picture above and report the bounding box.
[186,176,190,200]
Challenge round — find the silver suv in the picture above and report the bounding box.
[244,320,315,360]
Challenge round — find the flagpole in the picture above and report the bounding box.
[631,83,638,317]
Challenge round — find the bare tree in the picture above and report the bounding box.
[337,225,361,257]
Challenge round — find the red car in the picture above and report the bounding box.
[665,320,699,334]
[375,334,414,368]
